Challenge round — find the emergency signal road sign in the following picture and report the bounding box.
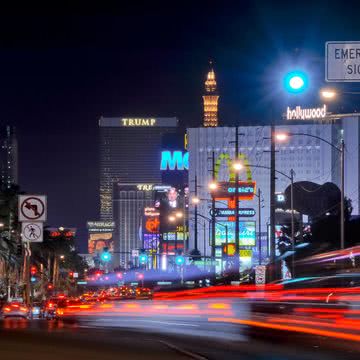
[19,195,47,222]
[22,222,43,243]
[326,41,360,82]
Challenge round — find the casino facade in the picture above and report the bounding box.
[187,116,360,271]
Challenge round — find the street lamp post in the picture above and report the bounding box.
[233,163,296,277]
[290,169,295,276]
[194,174,198,252]
[235,127,240,276]
[257,188,263,265]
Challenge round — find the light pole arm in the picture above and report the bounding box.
[289,133,342,152]
[244,164,292,181]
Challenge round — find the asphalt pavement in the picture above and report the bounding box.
[0,299,360,360]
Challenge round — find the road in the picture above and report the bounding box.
[1,297,360,359]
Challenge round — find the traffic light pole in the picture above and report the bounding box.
[270,125,276,282]
[25,241,31,307]
[258,188,262,265]
[194,174,198,252]
[211,152,216,258]
[235,127,240,275]
[340,139,345,250]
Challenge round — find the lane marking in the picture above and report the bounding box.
[159,340,208,360]
[144,320,199,327]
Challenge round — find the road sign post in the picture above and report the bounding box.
[19,195,47,222]
[326,41,360,82]
[18,195,47,306]
[22,222,43,243]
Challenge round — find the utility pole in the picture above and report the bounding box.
[258,188,262,265]
[234,127,240,275]
[25,242,31,306]
[340,139,345,249]
[211,152,216,258]
[270,124,276,282]
[194,174,198,251]
[290,169,295,277]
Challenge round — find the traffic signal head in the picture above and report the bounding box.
[284,71,308,94]
[175,255,185,266]
[30,266,37,276]
[69,271,74,278]
[100,247,112,262]
[139,253,148,264]
[47,284,54,290]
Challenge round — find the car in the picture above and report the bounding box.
[135,287,153,299]
[2,301,30,319]
[43,296,67,319]
[31,302,43,318]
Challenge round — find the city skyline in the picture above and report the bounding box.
[2,3,360,251]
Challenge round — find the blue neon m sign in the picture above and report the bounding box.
[160,151,189,171]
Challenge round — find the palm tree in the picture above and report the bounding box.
[0,184,23,299]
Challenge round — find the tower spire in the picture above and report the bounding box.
[203,61,219,127]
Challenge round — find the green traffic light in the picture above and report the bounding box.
[101,251,111,262]
[139,254,148,264]
[175,255,185,266]
[284,71,308,94]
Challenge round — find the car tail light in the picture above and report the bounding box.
[20,307,28,312]
[4,307,11,312]
[48,303,53,308]
[12,304,19,308]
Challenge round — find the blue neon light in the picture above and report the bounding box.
[160,151,189,170]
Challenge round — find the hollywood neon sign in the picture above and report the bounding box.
[286,105,327,120]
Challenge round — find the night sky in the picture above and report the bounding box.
[1,2,360,252]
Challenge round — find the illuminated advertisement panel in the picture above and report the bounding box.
[215,221,256,247]
[210,181,256,200]
[88,233,114,254]
[156,186,189,252]
[87,221,115,254]
[142,207,160,250]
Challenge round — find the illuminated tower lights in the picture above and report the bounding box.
[203,64,219,127]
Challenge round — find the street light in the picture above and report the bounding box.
[175,211,183,218]
[0,223,4,228]
[59,255,65,260]
[208,182,218,190]
[320,87,360,100]
[168,215,176,222]
[320,88,337,100]
[232,162,243,171]
[191,196,200,204]
[275,133,289,142]
[233,161,296,275]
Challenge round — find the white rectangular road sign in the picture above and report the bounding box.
[22,222,43,243]
[326,41,360,82]
[18,195,47,222]
[132,249,139,257]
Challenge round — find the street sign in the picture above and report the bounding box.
[210,208,256,217]
[326,41,360,82]
[255,265,266,285]
[18,195,47,222]
[132,249,139,257]
[22,222,43,243]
